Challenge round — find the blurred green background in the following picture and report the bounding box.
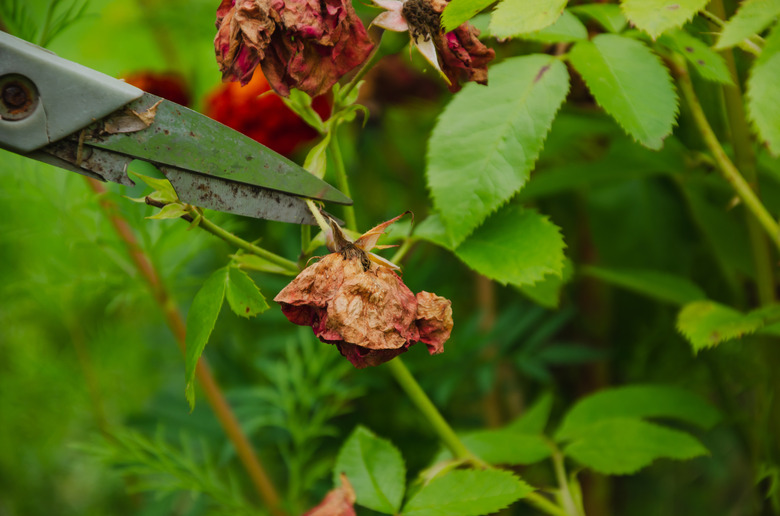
[2,0,780,515]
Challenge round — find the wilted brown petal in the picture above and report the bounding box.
[434,24,494,92]
[303,474,356,516]
[415,291,453,353]
[215,0,374,97]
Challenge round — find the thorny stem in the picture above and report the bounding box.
[385,359,478,462]
[672,58,780,254]
[328,130,358,231]
[87,179,286,516]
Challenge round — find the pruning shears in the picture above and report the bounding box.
[0,31,352,225]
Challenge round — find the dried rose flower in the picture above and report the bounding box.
[214,0,375,98]
[303,474,356,516]
[370,0,494,91]
[274,213,453,368]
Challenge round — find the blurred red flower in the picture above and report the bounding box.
[122,71,191,107]
[204,72,329,156]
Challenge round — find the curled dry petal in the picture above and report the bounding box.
[434,24,495,92]
[215,0,374,97]
[303,474,356,516]
[274,214,453,368]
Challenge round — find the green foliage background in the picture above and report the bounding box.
[1,0,780,515]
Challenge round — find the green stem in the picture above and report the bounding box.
[196,213,300,274]
[390,237,416,264]
[698,8,762,56]
[305,199,332,234]
[551,446,584,516]
[525,492,570,516]
[673,58,780,254]
[328,131,358,231]
[707,0,775,305]
[337,42,383,106]
[385,359,476,461]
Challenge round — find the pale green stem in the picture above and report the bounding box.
[698,9,762,55]
[551,447,584,516]
[328,131,358,231]
[525,492,570,516]
[673,59,780,254]
[337,42,383,106]
[390,237,416,264]
[196,214,300,274]
[305,199,332,234]
[385,359,477,461]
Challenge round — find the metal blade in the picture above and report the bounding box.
[84,93,352,206]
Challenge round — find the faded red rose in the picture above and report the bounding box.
[274,215,453,368]
[303,474,356,516]
[434,23,494,92]
[214,0,374,97]
[204,72,329,156]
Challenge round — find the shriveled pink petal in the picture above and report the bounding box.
[413,35,448,81]
[337,342,410,368]
[371,10,408,31]
[372,0,405,11]
[303,474,356,516]
[434,23,494,92]
[415,291,453,354]
[355,211,411,251]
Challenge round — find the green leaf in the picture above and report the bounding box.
[580,266,706,306]
[490,0,566,38]
[570,4,628,33]
[435,431,551,465]
[334,426,405,514]
[185,267,228,409]
[564,418,709,475]
[303,134,330,179]
[621,0,709,39]
[225,268,269,319]
[568,34,678,149]
[454,206,566,287]
[659,29,734,85]
[517,258,573,308]
[230,253,297,276]
[414,214,455,250]
[146,203,188,220]
[677,301,780,352]
[747,24,780,156]
[426,55,569,246]
[715,0,780,50]
[520,9,588,43]
[556,385,721,441]
[441,0,495,32]
[507,392,554,434]
[402,469,533,516]
[129,170,178,204]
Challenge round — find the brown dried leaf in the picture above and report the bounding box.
[103,100,163,134]
[303,473,356,516]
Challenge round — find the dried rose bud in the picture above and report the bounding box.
[274,213,453,368]
[214,0,374,98]
[303,474,357,516]
[204,72,329,156]
[370,0,494,92]
[122,72,191,106]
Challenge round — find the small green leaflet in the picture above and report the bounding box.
[568,34,678,149]
[455,206,566,287]
[556,385,720,441]
[715,0,780,49]
[507,392,553,434]
[580,266,707,306]
[334,426,405,514]
[185,267,228,409]
[564,418,709,475]
[659,29,734,85]
[570,4,627,33]
[621,0,709,39]
[490,0,566,38]
[434,430,551,465]
[401,469,533,516]
[441,0,495,32]
[677,301,780,352]
[225,268,269,318]
[146,203,188,220]
[426,55,569,246]
[747,24,780,156]
[129,169,178,204]
[520,9,588,43]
